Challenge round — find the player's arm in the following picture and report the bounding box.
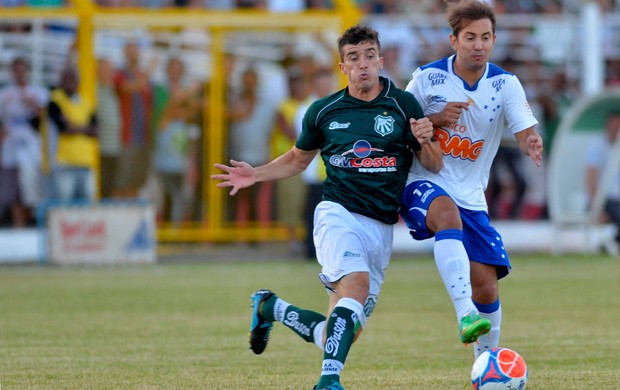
[411,117,443,173]
[211,146,318,196]
[514,127,543,167]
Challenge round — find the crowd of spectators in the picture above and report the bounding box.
[0,0,619,245]
[0,0,618,13]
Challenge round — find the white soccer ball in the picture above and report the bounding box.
[471,347,528,390]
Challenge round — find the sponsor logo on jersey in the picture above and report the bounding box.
[374,114,395,136]
[492,78,505,92]
[434,127,484,161]
[522,100,533,115]
[329,121,351,130]
[428,72,447,86]
[431,94,448,103]
[329,140,397,172]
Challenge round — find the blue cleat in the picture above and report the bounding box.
[249,289,275,354]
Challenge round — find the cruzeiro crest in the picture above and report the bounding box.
[374,114,395,136]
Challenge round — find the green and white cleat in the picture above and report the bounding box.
[249,289,275,355]
[459,312,491,345]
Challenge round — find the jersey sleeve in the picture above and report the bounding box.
[405,68,428,112]
[504,75,539,135]
[295,101,323,151]
[398,88,424,152]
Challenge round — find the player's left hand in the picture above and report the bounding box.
[411,117,434,145]
[526,134,543,167]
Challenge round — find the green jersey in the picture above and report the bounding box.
[296,77,424,224]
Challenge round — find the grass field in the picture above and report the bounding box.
[1,253,619,389]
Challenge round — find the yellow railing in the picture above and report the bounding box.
[0,1,362,243]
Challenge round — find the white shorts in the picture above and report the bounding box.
[313,201,393,318]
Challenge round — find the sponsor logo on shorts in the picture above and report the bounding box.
[343,251,361,258]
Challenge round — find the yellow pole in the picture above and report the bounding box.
[207,27,226,239]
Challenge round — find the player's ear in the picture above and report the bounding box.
[338,62,346,75]
[449,34,458,50]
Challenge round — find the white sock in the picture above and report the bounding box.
[272,298,290,323]
[313,320,326,351]
[474,302,502,360]
[434,230,477,322]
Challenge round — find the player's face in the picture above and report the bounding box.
[339,41,383,97]
[451,18,496,73]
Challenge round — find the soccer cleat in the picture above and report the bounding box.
[313,382,345,390]
[249,289,275,355]
[459,312,491,344]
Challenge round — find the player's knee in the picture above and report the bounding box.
[428,197,462,231]
[472,282,498,303]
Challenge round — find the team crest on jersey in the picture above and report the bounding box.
[374,115,394,136]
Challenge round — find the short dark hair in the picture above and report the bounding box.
[337,24,381,62]
[445,0,496,37]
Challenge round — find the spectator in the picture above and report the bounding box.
[272,65,312,253]
[96,58,122,199]
[486,127,527,219]
[0,119,12,225]
[606,58,620,88]
[380,44,407,89]
[114,41,154,198]
[295,65,335,259]
[47,67,98,202]
[152,58,201,224]
[0,57,48,227]
[236,0,266,8]
[585,110,620,244]
[227,66,275,232]
[538,68,577,157]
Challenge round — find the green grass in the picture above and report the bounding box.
[1,254,619,389]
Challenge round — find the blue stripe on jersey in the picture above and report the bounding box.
[486,63,513,78]
[420,57,449,72]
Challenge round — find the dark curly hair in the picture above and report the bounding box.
[337,24,381,62]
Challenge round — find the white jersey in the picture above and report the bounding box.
[405,55,538,211]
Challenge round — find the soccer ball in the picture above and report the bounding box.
[471,347,528,389]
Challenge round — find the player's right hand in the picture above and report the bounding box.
[438,101,470,127]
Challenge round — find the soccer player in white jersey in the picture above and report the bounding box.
[400,0,543,359]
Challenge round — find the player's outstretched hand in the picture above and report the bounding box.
[526,134,543,167]
[211,159,256,196]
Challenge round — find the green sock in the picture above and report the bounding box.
[281,305,326,343]
[259,295,277,322]
[316,304,358,388]
[262,296,326,343]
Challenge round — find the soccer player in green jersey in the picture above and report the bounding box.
[212,25,443,390]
